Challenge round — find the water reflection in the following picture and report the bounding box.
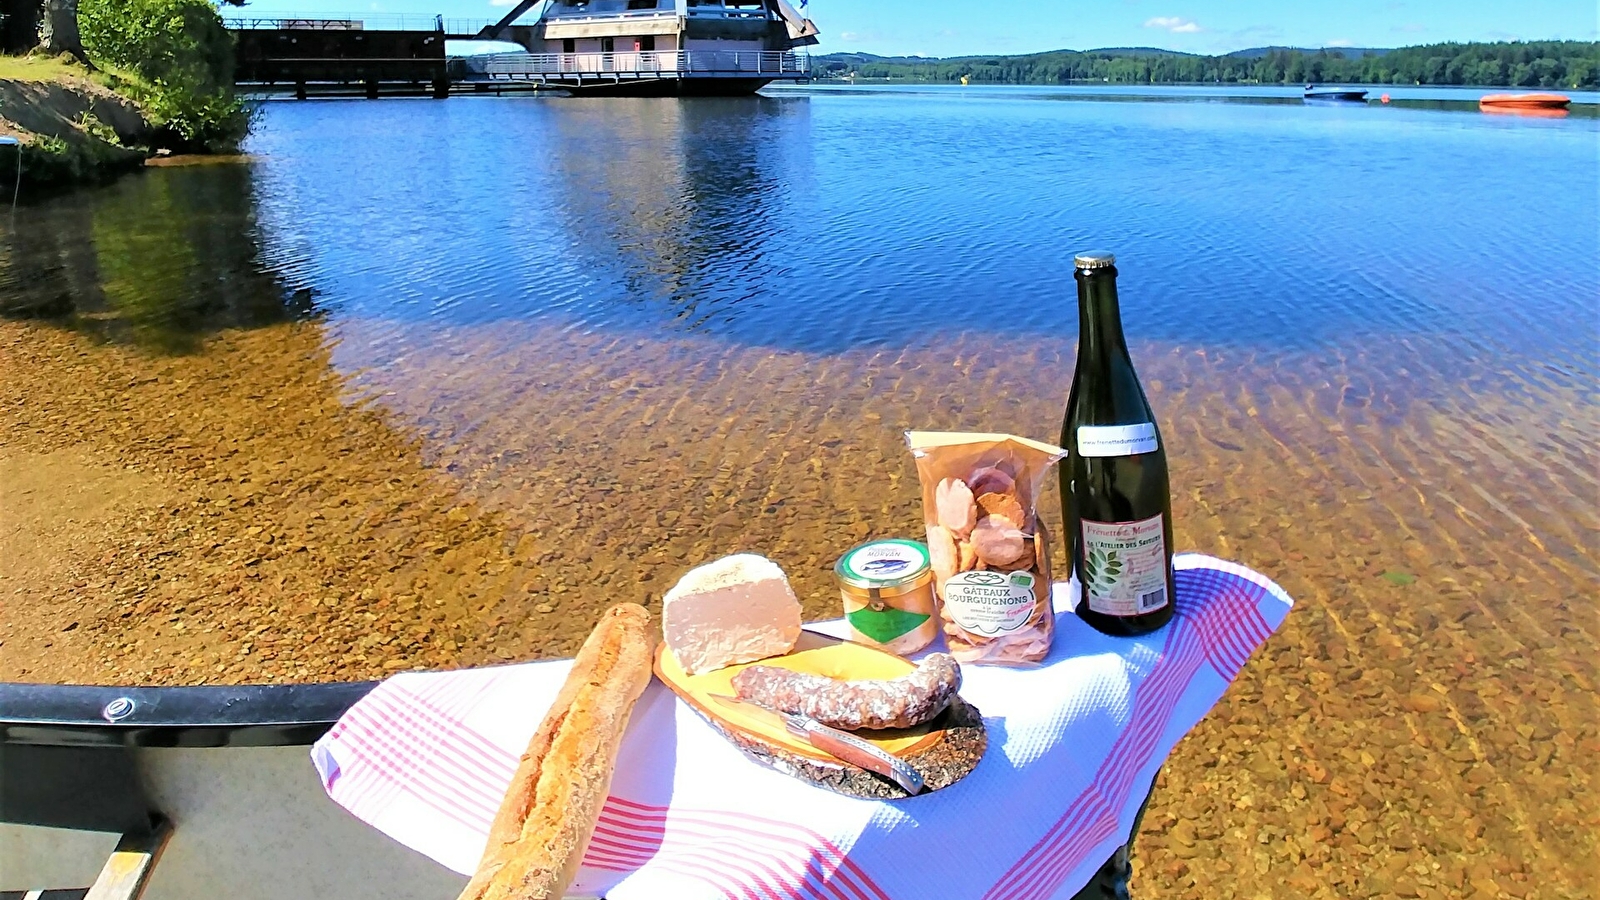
[0,165,314,353]
[544,97,809,331]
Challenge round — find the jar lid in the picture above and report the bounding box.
[835,539,931,589]
[1074,250,1116,270]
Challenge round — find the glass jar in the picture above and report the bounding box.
[835,539,939,656]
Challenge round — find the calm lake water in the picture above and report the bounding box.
[1,86,1596,899]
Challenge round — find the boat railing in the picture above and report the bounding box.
[478,50,810,78]
[544,8,683,23]
[685,7,771,19]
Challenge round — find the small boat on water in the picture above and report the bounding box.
[1303,84,1368,101]
[1479,92,1571,110]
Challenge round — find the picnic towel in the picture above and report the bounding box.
[311,553,1292,900]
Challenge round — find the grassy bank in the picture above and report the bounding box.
[0,54,81,81]
[1,0,250,194]
[0,56,156,192]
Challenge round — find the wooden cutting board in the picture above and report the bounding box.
[653,630,987,799]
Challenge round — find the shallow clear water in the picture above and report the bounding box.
[1,87,1596,898]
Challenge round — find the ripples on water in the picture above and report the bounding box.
[1,88,1596,898]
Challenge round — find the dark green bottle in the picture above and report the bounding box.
[1060,251,1175,636]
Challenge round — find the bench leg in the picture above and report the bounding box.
[83,816,172,900]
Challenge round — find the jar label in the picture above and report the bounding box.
[1081,514,1170,616]
[843,540,928,583]
[943,570,1038,636]
[1077,423,1158,457]
[847,605,932,645]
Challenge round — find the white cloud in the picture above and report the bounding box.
[839,31,860,41]
[1326,38,1354,47]
[1144,16,1202,33]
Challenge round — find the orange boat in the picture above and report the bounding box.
[1479,92,1571,110]
[1481,106,1569,119]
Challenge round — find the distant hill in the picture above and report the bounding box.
[811,40,1599,89]
[818,52,937,66]
[1085,46,1200,58]
[1227,46,1393,59]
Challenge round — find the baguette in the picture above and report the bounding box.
[458,603,654,900]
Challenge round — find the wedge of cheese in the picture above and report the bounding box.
[662,554,803,675]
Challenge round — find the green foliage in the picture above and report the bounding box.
[819,41,1600,90]
[18,130,145,189]
[78,0,248,150]
[75,110,124,146]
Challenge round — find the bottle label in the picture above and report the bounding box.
[1081,514,1170,617]
[943,570,1038,636]
[1077,423,1158,457]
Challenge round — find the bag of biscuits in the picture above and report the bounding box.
[906,431,1068,666]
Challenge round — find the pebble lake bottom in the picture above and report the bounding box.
[1,85,1595,898]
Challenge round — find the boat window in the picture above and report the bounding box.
[627,0,656,8]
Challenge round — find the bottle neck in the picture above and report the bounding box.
[1076,266,1129,364]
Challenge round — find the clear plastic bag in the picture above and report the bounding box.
[906,431,1068,666]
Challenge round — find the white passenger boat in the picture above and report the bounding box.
[475,0,819,95]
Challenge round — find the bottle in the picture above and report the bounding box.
[1060,251,1175,636]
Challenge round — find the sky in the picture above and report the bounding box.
[233,0,1600,58]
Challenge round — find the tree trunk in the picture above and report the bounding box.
[39,0,91,65]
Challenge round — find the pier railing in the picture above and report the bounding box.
[222,12,499,35]
[477,50,809,79]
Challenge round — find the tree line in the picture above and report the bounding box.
[816,41,1600,90]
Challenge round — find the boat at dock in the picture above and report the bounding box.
[1303,85,1368,101]
[471,0,820,96]
[1479,92,1571,109]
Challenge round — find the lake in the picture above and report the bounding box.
[1,85,1595,898]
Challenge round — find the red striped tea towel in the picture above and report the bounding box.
[311,553,1292,900]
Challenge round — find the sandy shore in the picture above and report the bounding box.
[0,319,594,685]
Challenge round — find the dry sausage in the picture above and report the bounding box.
[731,653,962,731]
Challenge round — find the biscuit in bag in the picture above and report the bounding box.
[906,431,1068,665]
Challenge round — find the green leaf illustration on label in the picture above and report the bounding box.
[846,605,931,644]
[1088,544,1126,592]
[1086,547,1123,594]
